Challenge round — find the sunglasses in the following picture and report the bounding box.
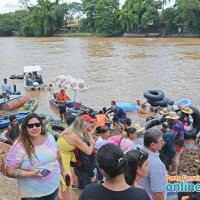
[137,148,147,160]
[27,122,41,129]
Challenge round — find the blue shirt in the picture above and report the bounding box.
[163,130,176,156]
[113,106,126,120]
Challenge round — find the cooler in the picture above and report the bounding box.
[73,100,82,108]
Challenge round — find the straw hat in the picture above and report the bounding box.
[181,107,193,114]
[134,124,144,132]
[166,112,179,119]
[160,109,169,115]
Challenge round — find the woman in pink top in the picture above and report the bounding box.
[125,148,153,200]
[120,128,137,152]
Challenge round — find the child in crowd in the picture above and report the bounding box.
[95,126,110,183]
[96,110,110,133]
[120,127,137,152]
[0,149,6,176]
[6,115,20,145]
[95,126,110,150]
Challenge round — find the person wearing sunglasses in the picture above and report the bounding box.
[79,143,151,200]
[125,148,153,200]
[6,113,68,200]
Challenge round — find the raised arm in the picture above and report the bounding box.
[70,136,94,155]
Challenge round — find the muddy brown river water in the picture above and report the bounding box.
[0,37,200,123]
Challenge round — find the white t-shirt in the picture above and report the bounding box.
[95,137,108,150]
[2,83,13,94]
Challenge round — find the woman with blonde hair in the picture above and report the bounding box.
[6,113,68,200]
[57,117,95,200]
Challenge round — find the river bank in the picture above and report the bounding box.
[53,31,200,38]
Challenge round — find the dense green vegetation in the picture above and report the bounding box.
[0,0,200,37]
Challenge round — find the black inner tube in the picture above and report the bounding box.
[52,125,65,132]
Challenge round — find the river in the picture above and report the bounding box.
[0,37,200,123]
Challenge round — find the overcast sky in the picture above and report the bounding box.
[0,0,175,14]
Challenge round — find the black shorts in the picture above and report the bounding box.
[163,154,174,169]
[58,105,66,114]
[75,169,95,190]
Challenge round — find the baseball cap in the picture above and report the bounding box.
[81,114,96,122]
[124,118,132,126]
[60,89,65,92]
[66,115,76,125]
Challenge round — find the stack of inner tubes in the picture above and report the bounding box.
[143,89,174,107]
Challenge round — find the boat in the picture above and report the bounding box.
[10,75,17,79]
[10,75,24,79]
[19,97,38,113]
[49,99,96,115]
[24,65,45,91]
[0,111,32,129]
[0,95,31,111]
[49,99,80,114]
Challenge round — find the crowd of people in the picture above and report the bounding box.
[0,92,199,200]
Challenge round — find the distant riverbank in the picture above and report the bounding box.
[54,31,200,38]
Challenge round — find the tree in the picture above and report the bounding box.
[161,0,171,10]
[174,0,200,32]
[119,0,160,32]
[94,0,123,36]
[0,14,14,36]
[161,7,177,34]
[81,0,99,33]
[19,1,69,36]
[67,2,83,19]
[81,0,123,36]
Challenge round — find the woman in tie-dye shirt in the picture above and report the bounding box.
[6,113,68,200]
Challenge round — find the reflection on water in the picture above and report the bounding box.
[0,37,200,124]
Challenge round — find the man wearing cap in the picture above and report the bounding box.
[56,89,70,122]
[81,115,97,142]
[166,112,184,174]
